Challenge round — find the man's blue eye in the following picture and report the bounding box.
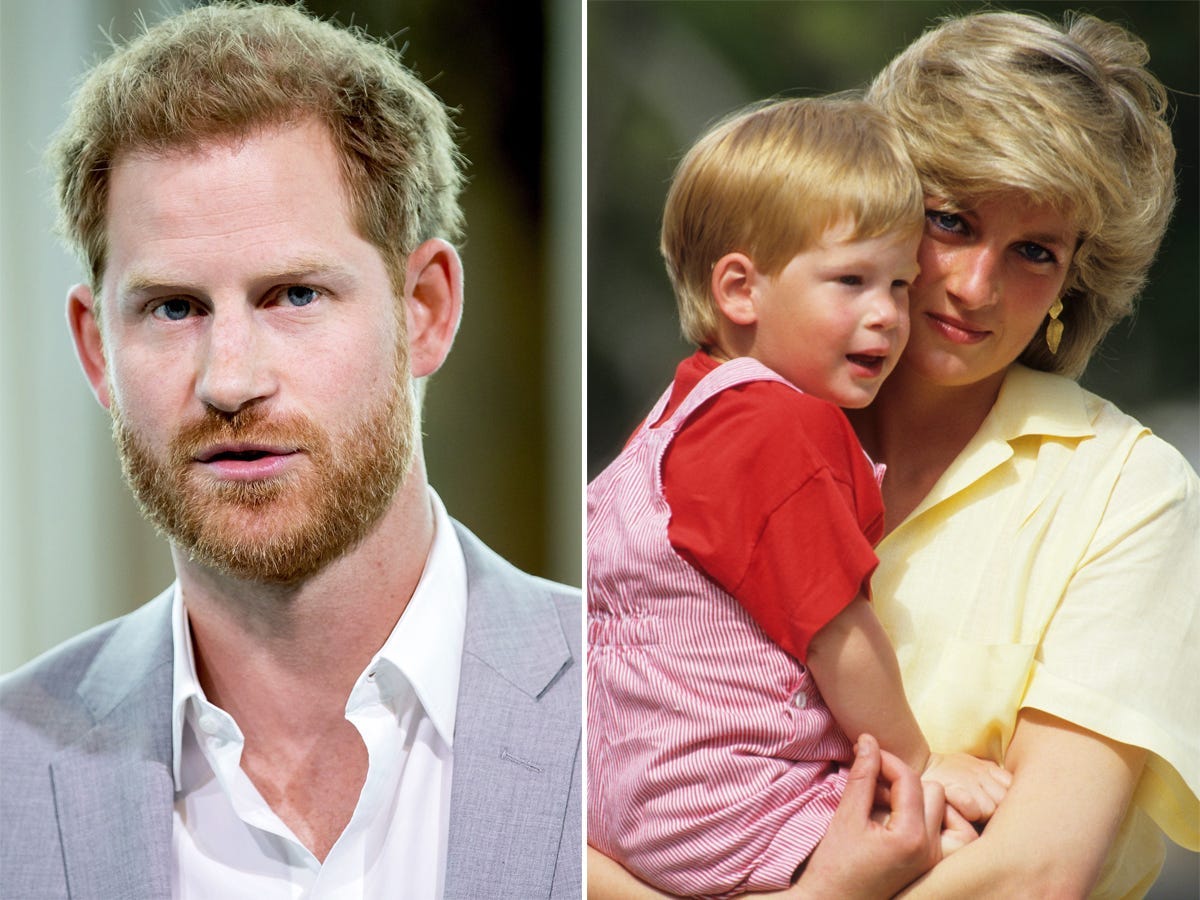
[285,286,318,307]
[155,299,191,321]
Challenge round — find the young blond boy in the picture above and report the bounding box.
[587,97,1010,898]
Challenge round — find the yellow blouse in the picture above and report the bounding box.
[872,365,1198,899]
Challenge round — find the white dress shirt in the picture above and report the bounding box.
[170,489,468,899]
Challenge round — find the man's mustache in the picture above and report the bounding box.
[170,406,327,466]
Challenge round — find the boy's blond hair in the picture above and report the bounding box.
[869,11,1176,378]
[661,97,923,348]
[47,1,465,297]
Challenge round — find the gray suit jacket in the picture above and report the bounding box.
[0,522,581,899]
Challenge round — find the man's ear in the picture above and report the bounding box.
[711,252,760,327]
[67,284,111,409]
[403,238,464,378]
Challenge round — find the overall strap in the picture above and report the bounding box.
[662,357,798,437]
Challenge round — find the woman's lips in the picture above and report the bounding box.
[925,312,991,344]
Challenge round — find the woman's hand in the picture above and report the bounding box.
[800,734,952,897]
[586,734,950,899]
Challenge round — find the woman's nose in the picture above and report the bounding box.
[946,246,1002,309]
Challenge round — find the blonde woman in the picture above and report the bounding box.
[589,10,1197,898]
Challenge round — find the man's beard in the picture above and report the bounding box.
[111,356,416,585]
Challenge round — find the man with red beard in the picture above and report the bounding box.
[0,4,580,899]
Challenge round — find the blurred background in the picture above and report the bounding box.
[0,0,581,673]
[588,0,1198,479]
[587,2,1197,894]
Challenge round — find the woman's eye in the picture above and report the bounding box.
[283,285,319,307]
[1017,242,1057,265]
[152,299,193,321]
[925,210,966,234]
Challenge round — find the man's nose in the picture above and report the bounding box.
[195,307,274,413]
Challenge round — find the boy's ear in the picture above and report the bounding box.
[711,252,760,326]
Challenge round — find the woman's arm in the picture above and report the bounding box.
[898,709,1146,898]
[588,847,676,900]
[588,735,953,900]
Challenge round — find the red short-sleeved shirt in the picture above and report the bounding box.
[658,351,884,662]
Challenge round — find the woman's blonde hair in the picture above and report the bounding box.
[48,1,464,295]
[661,96,923,347]
[869,11,1176,378]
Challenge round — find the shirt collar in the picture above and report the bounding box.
[170,487,468,790]
[984,364,1095,444]
[170,581,200,789]
[363,487,467,749]
[882,366,1097,535]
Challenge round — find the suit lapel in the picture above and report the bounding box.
[444,524,580,899]
[51,592,175,899]
[52,752,174,899]
[41,538,577,897]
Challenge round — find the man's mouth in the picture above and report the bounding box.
[196,443,296,463]
[193,443,301,480]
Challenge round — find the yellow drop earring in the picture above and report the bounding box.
[1046,298,1064,354]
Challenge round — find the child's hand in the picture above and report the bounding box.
[922,752,1012,822]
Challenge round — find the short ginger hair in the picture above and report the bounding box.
[48,0,465,294]
[869,11,1177,378]
[661,96,923,348]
